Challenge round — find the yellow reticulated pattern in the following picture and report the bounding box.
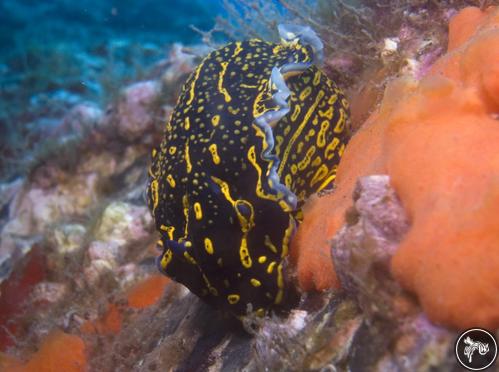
[146,27,350,316]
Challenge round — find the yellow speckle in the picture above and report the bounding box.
[313,70,321,86]
[194,202,203,220]
[228,106,241,115]
[264,235,278,254]
[310,164,329,187]
[211,114,220,127]
[258,256,267,264]
[319,106,334,120]
[339,143,346,157]
[297,145,316,171]
[250,278,262,287]
[169,146,177,155]
[267,261,276,274]
[167,174,176,188]
[312,156,322,167]
[317,120,330,148]
[325,137,340,160]
[328,94,338,105]
[227,294,240,304]
[291,104,301,121]
[204,237,214,254]
[209,143,221,165]
[299,86,312,101]
[278,200,293,213]
[184,251,197,265]
[240,237,252,268]
[160,249,173,269]
[334,108,347,133]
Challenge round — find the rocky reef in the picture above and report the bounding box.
[293,5,499,330]
[0,3,498,372]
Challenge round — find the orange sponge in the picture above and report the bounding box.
[80,275,169,335]
[127,275,170,309]
[5,330,86,372]
[291,6,499,329]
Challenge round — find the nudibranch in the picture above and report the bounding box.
[147,24,350,316]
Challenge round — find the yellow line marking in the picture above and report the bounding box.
[274,264,284,304]
[185,141,192,173]
[278,90,325,175]
[151,179,159,214]
[218,62,232,102]
[160,225,175,240]
[239,237,252,268]
[181,194,189,240]
[264,235,278,254]
[186,60,204,105]
[247,145,281,203]
[232,41,243,57]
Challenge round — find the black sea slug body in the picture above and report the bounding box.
[147,25,350,316]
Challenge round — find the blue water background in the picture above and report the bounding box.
[0,0,227,110]
[0,0,295,181]
[0,0,234,179]
[0,0,224,52]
